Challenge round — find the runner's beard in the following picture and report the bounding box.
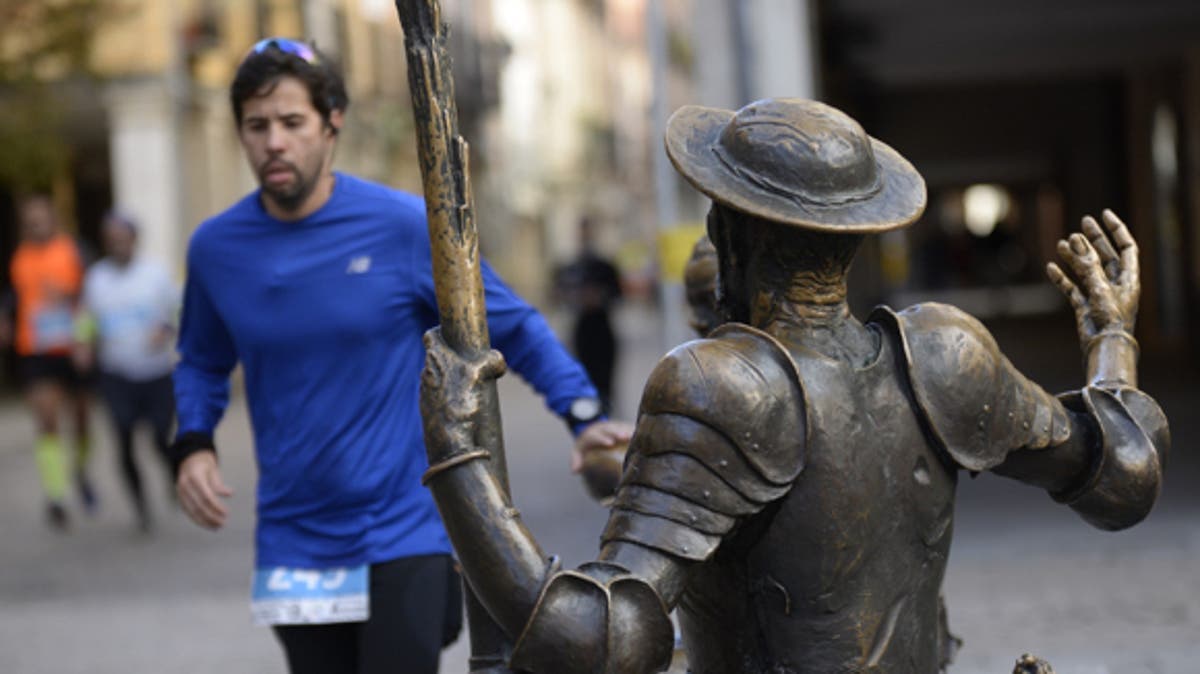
[260,161,320,214]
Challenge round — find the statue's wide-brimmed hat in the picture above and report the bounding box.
[665,98,926,233]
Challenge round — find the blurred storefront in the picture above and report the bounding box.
[818,0,1200,363]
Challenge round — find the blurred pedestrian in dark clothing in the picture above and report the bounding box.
[75,212,179,533]
[555,218,622,411]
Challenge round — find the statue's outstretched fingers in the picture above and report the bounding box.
[1062,233,1110,300]
[1081,215,1119,278]
[1101,209,1139,282]
[1047,262,1087,315]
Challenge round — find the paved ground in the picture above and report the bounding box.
[0,304,1196,673]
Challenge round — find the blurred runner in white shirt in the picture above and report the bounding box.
[77,212,179,533]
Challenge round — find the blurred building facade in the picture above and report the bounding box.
[0,0,424,279]
[10,0,1192,365]
[94,0,427,271]
[0,0,686,307]
[477,0,693,302]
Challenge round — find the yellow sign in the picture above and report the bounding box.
[657,222,707,284]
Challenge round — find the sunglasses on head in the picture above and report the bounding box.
[245,37,319,65]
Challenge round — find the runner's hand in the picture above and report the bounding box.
[147,323,174,352]
[571,419,633,474]
[72,342,94,373]
[176,450,234,530]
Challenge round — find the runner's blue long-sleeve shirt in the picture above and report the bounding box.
[175,173,599,568]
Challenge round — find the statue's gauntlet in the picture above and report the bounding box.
[1085,329,1139,389]
[419,328,507,476]
[509,560,675,674]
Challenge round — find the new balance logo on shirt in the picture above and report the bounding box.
[346,256,372,274]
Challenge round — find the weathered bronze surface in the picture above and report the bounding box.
[418,97,1168,673]
[684,234,720,338]
[569,236,724,507]
[579,444,626,504]
[578,238,721,506]
[394,2,514,670]
[1013,654,1055,674]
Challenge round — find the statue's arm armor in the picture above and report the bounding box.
[422,442,676,674]
[878,303,1168,531]
[507,326,806,673]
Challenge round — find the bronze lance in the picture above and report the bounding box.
[394,1,516,671]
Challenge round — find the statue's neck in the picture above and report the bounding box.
[749,270,849,326]
[751,276,877,364]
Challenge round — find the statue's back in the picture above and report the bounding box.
[678,320,957,673]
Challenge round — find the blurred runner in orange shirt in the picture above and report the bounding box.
[5,195,96,530]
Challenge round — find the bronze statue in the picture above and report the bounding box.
[684,234,720,338]
[579,234,722,506]
[418,98,1168,673]
[1013,654,1055,674]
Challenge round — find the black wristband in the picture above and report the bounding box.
[170,431,216,478]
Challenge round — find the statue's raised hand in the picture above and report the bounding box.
[420,328,507,467]
[1045,210,1140,387]
[1046,209,1140,341]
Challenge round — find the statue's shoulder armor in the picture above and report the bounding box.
[637,323,808,483]
[871,303,1069,471]
[602,324,806,561]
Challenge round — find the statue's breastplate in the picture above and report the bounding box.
[679,327,957,674]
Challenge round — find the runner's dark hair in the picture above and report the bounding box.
[230,42,349,131]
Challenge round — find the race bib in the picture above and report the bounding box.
[33,306,75,350]
[250,564,369,626]
[98,306,155,340]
